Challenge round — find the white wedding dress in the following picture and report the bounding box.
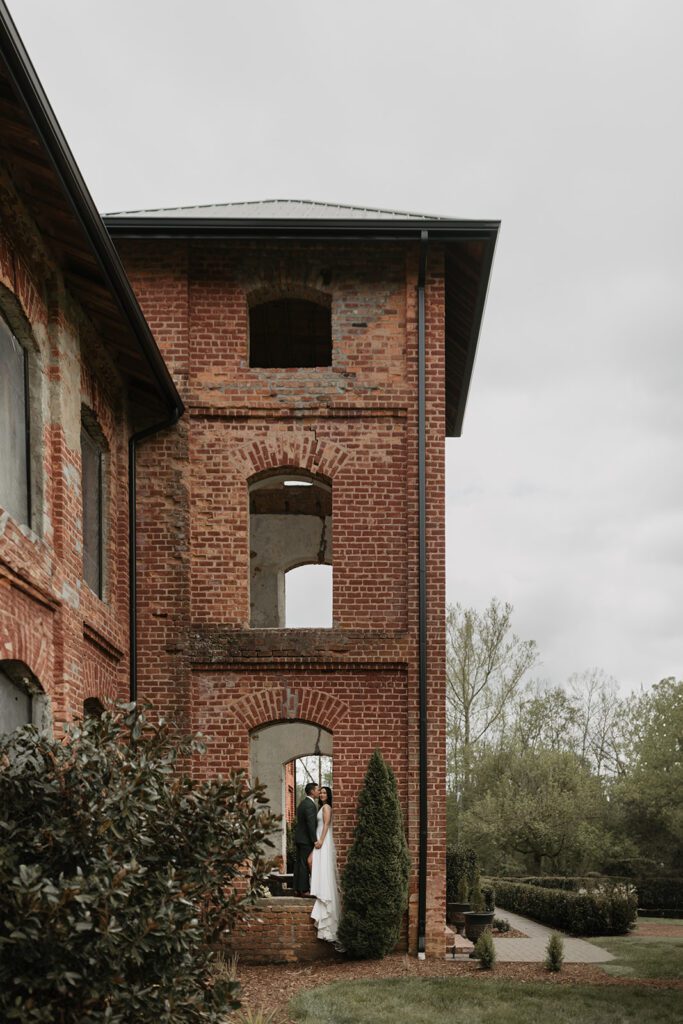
[310,806,340,942]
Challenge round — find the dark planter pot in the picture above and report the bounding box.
[464,910,495,942]
[446,901,471,934]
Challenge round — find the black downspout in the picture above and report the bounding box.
[128,408,181,703]
[417,230,429,958]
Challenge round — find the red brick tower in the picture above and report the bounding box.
[107,201,498,956]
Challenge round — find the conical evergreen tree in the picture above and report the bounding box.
[338,749,411,958]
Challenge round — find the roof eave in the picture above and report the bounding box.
[104,215,500,242]
[0,1,183,419]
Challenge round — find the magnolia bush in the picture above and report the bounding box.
[0,705,277,1023]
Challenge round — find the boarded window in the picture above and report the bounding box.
[81,422,104,597]
[0,316,29,524]
[249,299,332,368]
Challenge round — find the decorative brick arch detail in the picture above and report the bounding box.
[231,686,350,735]
[246,284,331,310]
[0,621,49,687]
[227,430,351,481]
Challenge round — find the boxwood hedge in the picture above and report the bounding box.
[489,878,637,935]
[516,876,683,913]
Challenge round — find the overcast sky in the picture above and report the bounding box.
[10,0,682,692]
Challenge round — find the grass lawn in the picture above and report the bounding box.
[591,936,683,980]
[289,978,682,1024]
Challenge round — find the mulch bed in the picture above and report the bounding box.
[236,954,683,1022]
[491,927,527,938]
[633,921,683,938]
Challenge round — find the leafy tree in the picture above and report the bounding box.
[461,747,615,875]
[338,750,410,958]
[0,705,277,1024]
[446,599,537,811]
[613,678,683,870]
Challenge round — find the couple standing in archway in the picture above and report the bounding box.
[294,782,340,943]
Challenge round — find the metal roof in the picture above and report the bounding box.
[105,198,449,221]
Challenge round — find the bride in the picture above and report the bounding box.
[308,785,340,942]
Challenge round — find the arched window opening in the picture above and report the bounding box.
[249,298,332,368]
[0,314,30,525]
[249,471,332,628]
[249,721,333,878]
[0,660,49,735]
[81,408,107,599]
[285,564,333,628]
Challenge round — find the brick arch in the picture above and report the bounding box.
[227,430,351,481]
[0,620,49,688]
[230,686,350,735]
[246,284,332,309]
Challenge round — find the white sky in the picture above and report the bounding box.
[9,0,683,691]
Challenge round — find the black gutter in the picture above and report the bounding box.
[0,1,182,415]
[417,230,428,958]
[128,408,182,703]
[104,216,499,244]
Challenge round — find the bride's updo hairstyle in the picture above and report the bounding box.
[320,786,333,807]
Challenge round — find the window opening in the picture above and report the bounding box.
[285,564,333,628]
[0,315,30,524]
[249,298,332,368]
[83,697,105,719]
[0,661,49,735]
[249,471,332,627]
[81,419,105,598]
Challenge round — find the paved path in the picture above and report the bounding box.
[491,909,614,963]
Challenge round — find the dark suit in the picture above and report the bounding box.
[293,796,318,893]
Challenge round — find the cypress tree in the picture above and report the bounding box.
[338,749,411,958]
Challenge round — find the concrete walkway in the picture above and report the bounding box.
[491,909,615,963]
[450,909,615,963]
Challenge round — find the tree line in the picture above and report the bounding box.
[446,599,683,877]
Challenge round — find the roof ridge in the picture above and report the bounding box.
[104,198,447,219]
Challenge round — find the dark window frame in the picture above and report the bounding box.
[0,314,32,527]
[81,419,105,599]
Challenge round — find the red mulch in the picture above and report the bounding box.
[236,953,683,1022]
[492,927,527,938]
[633,920,683,938]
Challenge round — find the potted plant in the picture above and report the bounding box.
[446,874,471,935]
[464,871,495,942]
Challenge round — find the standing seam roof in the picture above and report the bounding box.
[104,198,451,220]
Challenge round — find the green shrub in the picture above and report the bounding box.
[338,750,411,958]
[445,846,477,904]
[457,874,469,903]
[0,705,277,1023]
[492,917,510,933]
[516,875,683,914]
[481,882,496,912]
[469,868,485,912]
[490,878,637,935]
[545,933,564,972]
[473,928,496,969]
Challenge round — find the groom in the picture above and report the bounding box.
[293,782,319,896]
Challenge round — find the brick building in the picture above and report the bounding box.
[0,6,498,959]
[105,203,498,955]
[0,10,181,739]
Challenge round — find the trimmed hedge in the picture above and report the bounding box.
[446,847,478,905]
[516,875,683,912]
[490,878,637,935]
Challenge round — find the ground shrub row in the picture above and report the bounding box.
[489,878,637,935]
[515,875,683,912]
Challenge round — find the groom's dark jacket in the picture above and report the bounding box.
[294,796,318,847]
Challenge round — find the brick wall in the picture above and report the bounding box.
[0,164,132,728]
[228,898,342,964]
[117,237,447,956]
